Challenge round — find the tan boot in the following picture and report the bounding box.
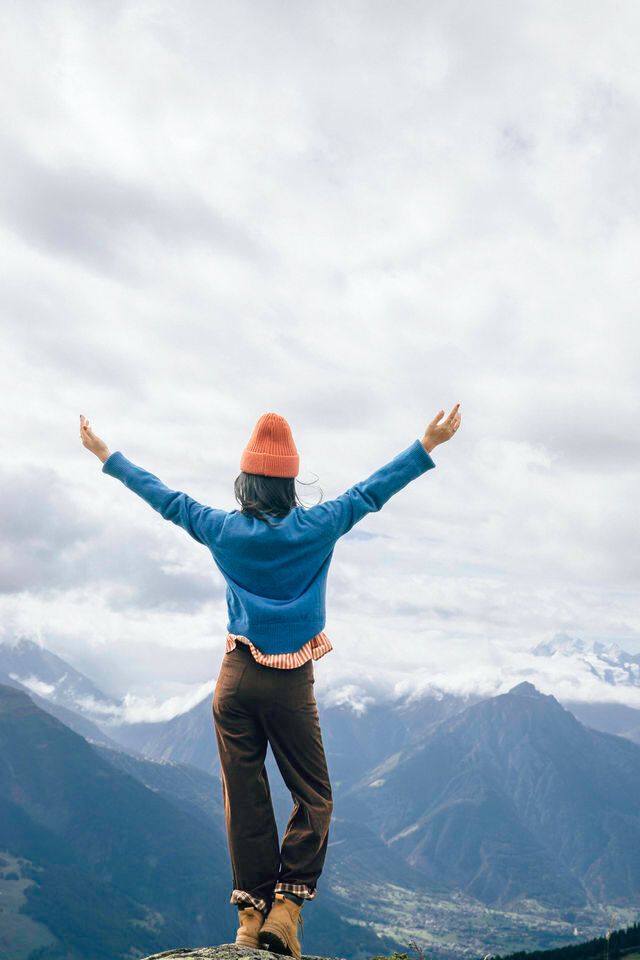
[234,905,265,947]
[258,892,304,959]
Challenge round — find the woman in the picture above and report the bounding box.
[79,404,461,958]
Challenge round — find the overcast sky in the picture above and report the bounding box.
[1,0,639,719]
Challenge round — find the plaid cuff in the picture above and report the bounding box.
[274,881,317,901]
[231,881,317,914]
[230,889,269,915]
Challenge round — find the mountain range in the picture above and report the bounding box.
[532,635,640,744]
[2,634,640,959]
[0,682,399,960]
[339,681,640,908]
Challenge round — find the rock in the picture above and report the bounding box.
[139,946,345,960]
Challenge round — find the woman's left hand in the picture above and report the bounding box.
[80,414,111,463]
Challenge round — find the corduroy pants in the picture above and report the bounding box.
[212,641,333,916]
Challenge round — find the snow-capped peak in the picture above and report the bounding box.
[532,634,640,689]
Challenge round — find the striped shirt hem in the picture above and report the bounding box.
[225,630,333,669]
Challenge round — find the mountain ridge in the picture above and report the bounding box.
[339,678,640,909]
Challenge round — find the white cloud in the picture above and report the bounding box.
[75,678,217,725]
[9,673,56,697]
[322,683,376,716]
[1,0,639,704]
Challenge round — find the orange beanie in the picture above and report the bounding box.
[240,412,299,478]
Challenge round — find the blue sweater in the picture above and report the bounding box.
[102,439,436,654]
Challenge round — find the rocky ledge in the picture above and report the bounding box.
[140,946,345,960]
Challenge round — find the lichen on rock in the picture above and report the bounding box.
[139,945,345,960]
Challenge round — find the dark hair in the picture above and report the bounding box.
[234,472,322,527]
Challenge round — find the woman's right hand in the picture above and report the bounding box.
[422,403,461,453]
[80,414,112,463]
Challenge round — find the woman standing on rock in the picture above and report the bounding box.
[79,405,461,958]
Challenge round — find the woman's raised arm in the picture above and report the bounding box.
[304,403,461,543]
[78,414,226,547]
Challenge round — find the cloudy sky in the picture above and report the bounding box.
[1,0,639,719]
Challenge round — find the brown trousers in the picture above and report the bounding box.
[212,641,333,913]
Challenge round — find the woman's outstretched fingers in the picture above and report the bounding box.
[80,414,95,449]
[448,405,461,432]
[451,405,461,434]
[79,414,110,462]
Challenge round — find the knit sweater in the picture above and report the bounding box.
[101,439,436,655]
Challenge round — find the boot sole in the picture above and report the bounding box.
[235,932,261,947]
[259,923,299,958]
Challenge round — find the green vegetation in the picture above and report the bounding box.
[0,854,58,960]
[487,921,640,960]
[370,922,640,960]
[329,873,640,960]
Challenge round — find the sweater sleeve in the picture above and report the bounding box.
[101,451,226,547]
[306,439,436,542]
